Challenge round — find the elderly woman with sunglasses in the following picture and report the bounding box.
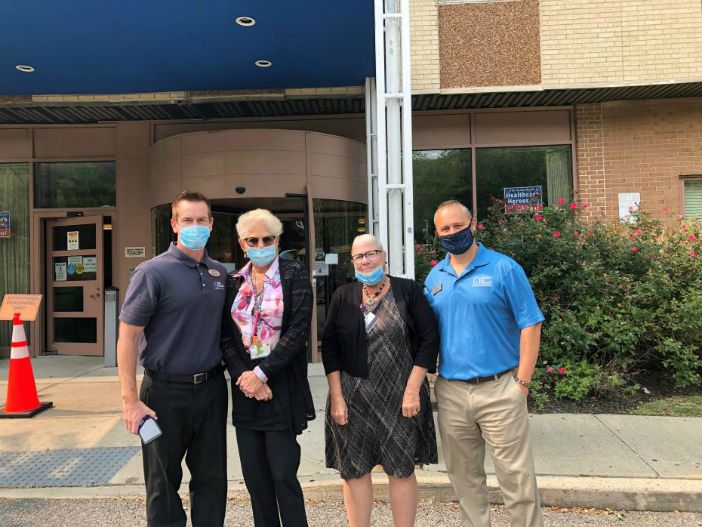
[220,208,315,527]
[322,234,439,527]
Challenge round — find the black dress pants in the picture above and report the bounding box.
[236,428,308,527]
[140,373,228,527]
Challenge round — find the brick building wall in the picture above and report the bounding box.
[576,99,702,222]
[541,0,702,87]
[410,0,441,93]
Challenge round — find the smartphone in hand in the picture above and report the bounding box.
[138,416,162,445]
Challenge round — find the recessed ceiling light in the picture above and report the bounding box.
[235,16,256,27]
[16,64,35,73]
[255,60,272,68]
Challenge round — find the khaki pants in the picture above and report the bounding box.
[435,373,542,527]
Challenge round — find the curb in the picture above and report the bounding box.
[1,475,700,513]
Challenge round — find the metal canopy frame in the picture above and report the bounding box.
[367,0,414,279]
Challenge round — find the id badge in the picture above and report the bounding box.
[249,336,271,360]
[364,311,377,332]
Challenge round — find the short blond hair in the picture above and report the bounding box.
[236,208,283,238]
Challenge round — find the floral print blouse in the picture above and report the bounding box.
[231,259,284,352]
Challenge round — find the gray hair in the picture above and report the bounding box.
[352,233,384,252]
[434,200,473,225]
[236,208,283,238]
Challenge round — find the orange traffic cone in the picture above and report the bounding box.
[1,313,52,418]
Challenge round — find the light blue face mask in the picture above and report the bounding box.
[179,225,210,250]
[247,245,277,267]
[355,266,385,286]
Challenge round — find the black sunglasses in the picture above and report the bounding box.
[243,236,276,247]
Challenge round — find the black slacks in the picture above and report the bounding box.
[236,428,308,527]
[140,373,228,527]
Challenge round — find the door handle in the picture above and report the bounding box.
[90,293,101,299]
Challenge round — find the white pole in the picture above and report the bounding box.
[386,0,404,276]
[400,0,415,279]
[374,0,389,255]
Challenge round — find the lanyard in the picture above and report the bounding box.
[249,274,265,338]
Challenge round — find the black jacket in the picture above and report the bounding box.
[321,276,439,378]
[220,258,315,434]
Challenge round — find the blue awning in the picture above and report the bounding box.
[0,1,375,95]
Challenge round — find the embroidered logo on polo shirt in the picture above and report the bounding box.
[472,275,493,287]
[212,281,225,290]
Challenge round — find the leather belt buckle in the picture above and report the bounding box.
[193,372,206,384]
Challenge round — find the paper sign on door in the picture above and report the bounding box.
[67,231,79,250]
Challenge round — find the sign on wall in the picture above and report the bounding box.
[124,247,146,258]
[503,186,543,214]
[618,192,640,223]
[0,211,10,238]
[0,294,43,321]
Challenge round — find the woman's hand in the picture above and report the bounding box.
[252,383,273,401]
[237,370,263,396]
[330,395,348,426]
[402,387,421,418]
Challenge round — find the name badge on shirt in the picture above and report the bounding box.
[432,283,443,296]
[364,311,377,332]
[249,336,271,360]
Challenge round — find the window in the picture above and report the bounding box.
[475,146,572,217]
[34,162,116,208]
[684,179,702,219]
[0,164,30,346]
[412,150,472,243]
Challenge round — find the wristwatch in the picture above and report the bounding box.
[513,376,530,388]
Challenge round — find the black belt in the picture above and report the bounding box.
[144,364,224,385]
[461,368,513,385]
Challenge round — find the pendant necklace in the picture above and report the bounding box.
[363,277,387,306]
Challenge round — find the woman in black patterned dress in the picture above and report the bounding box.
[321,234,439,527]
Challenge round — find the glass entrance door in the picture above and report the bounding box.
[45,216,104,355]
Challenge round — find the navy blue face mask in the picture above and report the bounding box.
[439,227,474,255]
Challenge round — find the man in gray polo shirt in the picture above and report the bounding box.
[118,191,229,527]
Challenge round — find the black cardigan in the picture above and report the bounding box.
[220,258,315,434]
[321,276,439,378]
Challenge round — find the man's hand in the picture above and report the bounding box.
[330,395,348,426]
[236,370,264,397]
[122,398,157,435]
[402,387,421,418]
[515,381,529,397]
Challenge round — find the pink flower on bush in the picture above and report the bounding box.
[687,235,698,242]
[573,230,580,237]
[477,223,485,231]
[430,259,438,267]
[691,251,698,259]
[556,197,565,206]
[570,202,578,209]
[588,231,595,237]
[547,367,554,374]
[415,244,421,249]
[661,207,669,213]
[558,367,566,375]
[630,246,638,252]
[678,214,685,220]
[581,202,589,208]
[632,229,642,236]
[552,231,561,238]
[534,214,543,222]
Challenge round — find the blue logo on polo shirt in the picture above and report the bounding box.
[472,275,493,287]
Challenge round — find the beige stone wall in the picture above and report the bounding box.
[410,0,441,92]
[541,0,702,87]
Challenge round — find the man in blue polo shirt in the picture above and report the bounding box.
[425,200,544,527]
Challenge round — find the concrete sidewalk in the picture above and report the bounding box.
[0,357,700,512]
